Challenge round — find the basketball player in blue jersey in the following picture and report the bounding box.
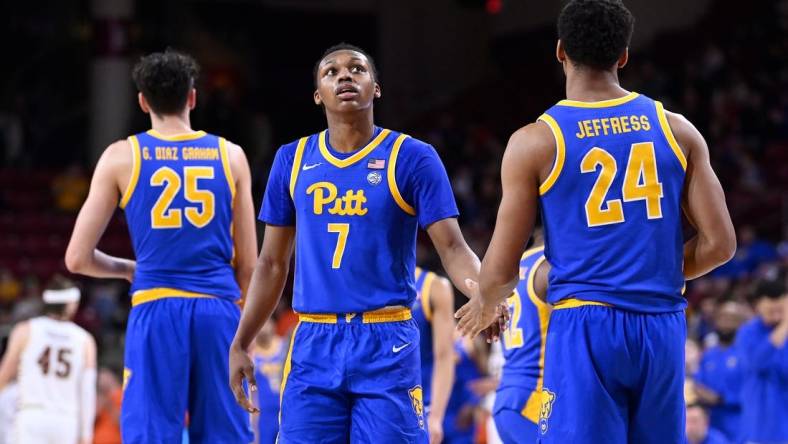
[413,267,457,444]
[493,245,549,444]
[251,322,286,444]
[65,50,257,443]
[228,43,502,443]
[456,1,737,443]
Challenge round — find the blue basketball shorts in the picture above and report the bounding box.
[121,296,253,444]
[278,308,427,444]
[537,301,686,444]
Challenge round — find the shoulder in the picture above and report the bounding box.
[394,134,436,160]
[275,136,314,163]
[10,320,31,338]
[97,139,133,174]
[736,318,764,340]
[663,109,702,157]
[510,121,556,154]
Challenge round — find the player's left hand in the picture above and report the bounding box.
[454,279,503,338]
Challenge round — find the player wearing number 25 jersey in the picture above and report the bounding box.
[65,50,258,443]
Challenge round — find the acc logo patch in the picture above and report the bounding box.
[367,171,382,186]
[408,386,425,429]
[539,388,556,435]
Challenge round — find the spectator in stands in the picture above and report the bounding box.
[694,300,748,443]
[93,368,122,444]
[735,277,788,443]
[686,403,731,444]
[51,164,88,212]
[0,269,20,306]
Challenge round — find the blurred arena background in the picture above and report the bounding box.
[0,0,786,442]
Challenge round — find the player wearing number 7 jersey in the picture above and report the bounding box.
[65,50,257,443]
[455,1,736,443]
[228,43,489,444]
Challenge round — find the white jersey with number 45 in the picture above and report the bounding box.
[18,317,91,413]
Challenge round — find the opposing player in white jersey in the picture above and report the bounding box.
[0,276,97,444]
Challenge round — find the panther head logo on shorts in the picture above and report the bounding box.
[408,386,425,429]
[539,388,556,435]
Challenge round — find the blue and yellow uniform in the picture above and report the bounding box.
[536,93,687,443]
[253,339,287,444]
[260,127,458,443]
[493,247,549,444]
[119,130,252,443]
[443,339,482,444]
[412,267,438,412]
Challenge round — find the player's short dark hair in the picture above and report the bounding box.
[313,43,379,87]
[557,0,635,70]
[132,49,200,115]
[42,275,78,315]
[750,278,787,303]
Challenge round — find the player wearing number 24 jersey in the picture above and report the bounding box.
[229,43,487,444]
[66,50,258,443]
[457,1,736,444]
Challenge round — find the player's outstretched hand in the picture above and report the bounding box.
[228,342,259,413]
[480,300,510,343]
[454,279,501,338]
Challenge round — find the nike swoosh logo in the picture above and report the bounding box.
[302,163,322,171]
[392,343,410,353]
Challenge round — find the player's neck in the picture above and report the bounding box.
[565,69,629,102]
[45,313,68,322]
[149,112,194,135]
[325,111,375,153]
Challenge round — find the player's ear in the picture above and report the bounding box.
[556,40,566,64]
[313,89,322,106]
[374,82,381,99]
[617,48,629,69]
[186,88,197,110]
[138,93,151,114]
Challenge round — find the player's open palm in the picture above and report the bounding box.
[228,343,259,413]
[428,414,444,444]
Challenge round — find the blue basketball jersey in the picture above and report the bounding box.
[121,130,240,301]
[259,127,458,313]
[495,247,549,423]
[412,266,437,406]
[253,339,287,411]
[538,93,686,313]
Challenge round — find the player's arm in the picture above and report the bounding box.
[65,141,136,281]
[79,334,97,444]
[426,220,480,298]
[456,123,552,337]
[227,141,258,299]
[0,321,30,391]
[426,276,456,444]
[229,224,295,413]
[667,112,736,279]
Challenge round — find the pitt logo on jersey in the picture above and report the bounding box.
[306,181,368,216]
[539,388,556,434]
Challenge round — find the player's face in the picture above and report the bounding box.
[314,50,380,114]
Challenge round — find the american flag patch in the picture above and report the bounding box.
[367,158,385,169]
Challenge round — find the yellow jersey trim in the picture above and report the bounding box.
[218,137,236,199]
[131,288,214,307]
[278,321,300,424]
[288,137,309,199]
[420,272,436,322]
[146,129,207,141]
[553,298,612,310]
[557,92,639,108]
[537,114,566,195]
[521,252,550,424]
[522,389,542,424]
[654,101,688,171]
[415,266,423,281]
[119,136,142,209]
[318,128,391,168]
[387,134,417,215]
[297,307,412,324]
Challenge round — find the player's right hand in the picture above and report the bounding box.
[228,342,259,413]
